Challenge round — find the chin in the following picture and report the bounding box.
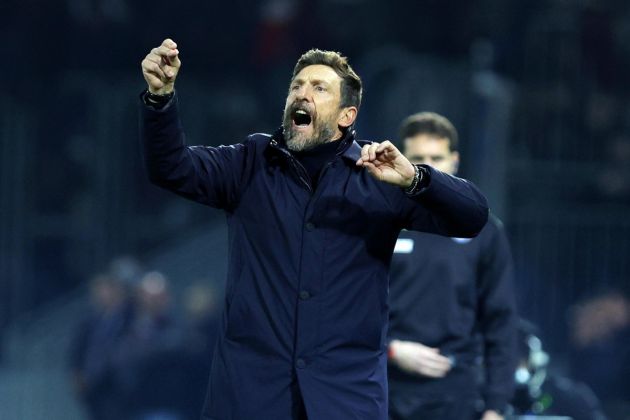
[287,135,319,152]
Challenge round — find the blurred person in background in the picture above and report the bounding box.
[594,134,630,203]
[177,282,222,420]
[569,290,630,420]
[108,255,144,288]
[111,270,187,420]
[69,272,132,420]
[387,112,517,420]
[139,39,488,420]
[510,320,606,420]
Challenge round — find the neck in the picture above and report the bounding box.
[329,128,345,142]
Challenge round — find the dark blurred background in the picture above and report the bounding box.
[2,0,630,419]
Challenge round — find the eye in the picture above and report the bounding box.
[290,85,300,91]
[315,85,326,92]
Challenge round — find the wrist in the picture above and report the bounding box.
[403,165,421,192]
[403,165,430,194]
[402,163,417,188]
[147,85,174,96]
[143,89,174,109]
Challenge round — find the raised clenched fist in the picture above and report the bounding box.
[141,38,181,95]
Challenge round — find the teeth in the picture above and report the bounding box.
[295,109,308,115]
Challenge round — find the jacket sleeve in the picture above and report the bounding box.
[476,216,518,412]
[399,165,489,238]
[139,93,252,210]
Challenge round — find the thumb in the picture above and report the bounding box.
[163,49,181,70]
[362,161,382,180]
[167,50,181,68]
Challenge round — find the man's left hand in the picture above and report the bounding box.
[481,410,504,420]
[356,141,416,187]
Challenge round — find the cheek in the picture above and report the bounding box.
[318,112,338,127]
[318,103,339,121]
[285,93,297,107]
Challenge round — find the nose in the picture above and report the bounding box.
[293,85,311,101]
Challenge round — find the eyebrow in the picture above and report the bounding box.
[291,78,331,86]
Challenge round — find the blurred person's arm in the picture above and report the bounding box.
[388,339,452,378]
[67,317,91,394]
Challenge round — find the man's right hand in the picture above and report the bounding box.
[141,38,181,95]
[389,339,453,378]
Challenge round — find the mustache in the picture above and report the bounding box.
[286,100,314,117]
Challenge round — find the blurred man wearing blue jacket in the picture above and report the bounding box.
[388,112,517,420]
[140,39,489,420]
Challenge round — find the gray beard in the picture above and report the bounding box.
[285,125,336,152]
[282,110,337,152]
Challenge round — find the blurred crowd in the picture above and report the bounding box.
[68,257,221,420]
[567,290,630,419]
[67,257,630,420]
[509,290,630,420]
[501,289,630,420]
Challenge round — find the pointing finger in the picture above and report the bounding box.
[162,38,177,49]
[153,46,179,59]
[150,47,180,71]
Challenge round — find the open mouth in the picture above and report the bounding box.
[292,108,312,127]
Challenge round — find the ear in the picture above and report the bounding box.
[337,106,358,128]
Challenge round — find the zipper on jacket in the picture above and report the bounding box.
[270,138,313,193]
[290,159,313,193]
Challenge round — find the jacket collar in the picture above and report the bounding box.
[265,126,361,164]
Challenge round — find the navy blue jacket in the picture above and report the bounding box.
[140,94,489,420]
[388,215,517,413]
